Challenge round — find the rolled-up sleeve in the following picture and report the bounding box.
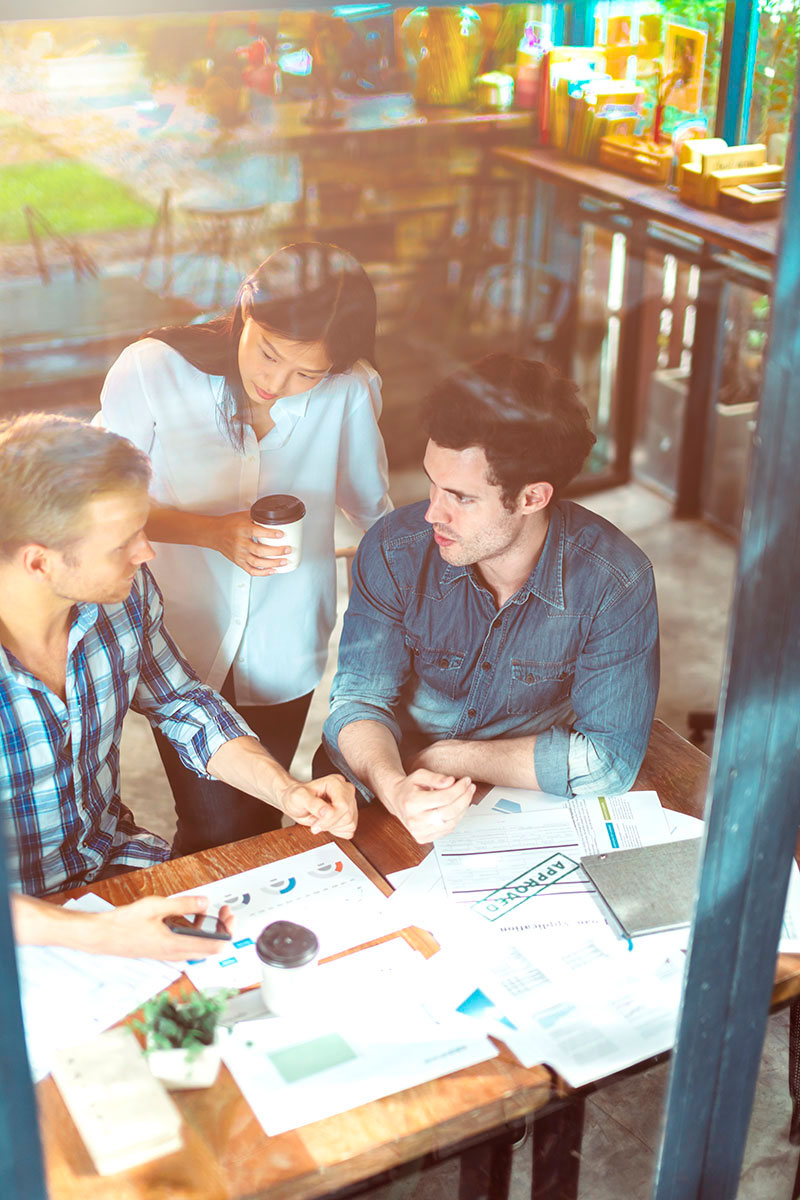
[323,522,411,762]
[132,569,255,777]
[534,563,660,797]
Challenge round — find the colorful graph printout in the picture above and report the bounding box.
[173,842,389,991]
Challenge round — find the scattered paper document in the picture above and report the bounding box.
[781,868,800,952]
[173,843,391,992]
[387,851,446,904]
[16,896,180,1082]
[666,811,704,841]
[493,928,685,1087]
[434,808,606,937]
[222,937,497,1134]
[568,791,672,854]
[399,897,685,1089]
[424,903,684,1088]
[474,785,570,816]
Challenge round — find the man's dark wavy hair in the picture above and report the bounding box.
[422,355,596,509]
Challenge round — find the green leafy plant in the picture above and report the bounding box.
[135,988,232,1061]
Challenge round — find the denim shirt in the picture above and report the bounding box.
[324,499,659,798]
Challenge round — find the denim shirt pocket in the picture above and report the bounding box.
[405,633,465,701]
[508,659,576,716]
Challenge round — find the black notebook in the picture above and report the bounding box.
[580,838,702,939]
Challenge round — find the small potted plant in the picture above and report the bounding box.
[136,987,232,1090]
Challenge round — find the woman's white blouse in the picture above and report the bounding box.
[96,338,391,706]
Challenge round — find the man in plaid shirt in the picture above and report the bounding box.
[0,414,356,959]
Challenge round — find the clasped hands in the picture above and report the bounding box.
[383,740,475,845]
[277,774,358,841]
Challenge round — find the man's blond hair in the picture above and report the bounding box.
[0,414,151,560]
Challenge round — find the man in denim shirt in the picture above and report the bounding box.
[323,355,659,844]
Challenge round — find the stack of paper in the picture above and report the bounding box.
[51,1028,182,1174]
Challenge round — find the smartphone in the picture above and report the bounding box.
[163,913,232,941]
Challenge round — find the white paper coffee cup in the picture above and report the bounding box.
[251,494,306,574]
[256,920,320,1016]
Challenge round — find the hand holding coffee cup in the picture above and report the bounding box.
[251,494,306,574]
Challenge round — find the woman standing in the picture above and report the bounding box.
[97,242,391,854]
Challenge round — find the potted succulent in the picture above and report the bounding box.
[136,987,232,1090]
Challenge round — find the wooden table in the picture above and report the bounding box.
[37,719,800,1198]
[38,825,552,1200]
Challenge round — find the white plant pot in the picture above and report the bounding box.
[146,1033,222,1091]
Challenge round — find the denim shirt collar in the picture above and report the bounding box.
[437,503,566,610]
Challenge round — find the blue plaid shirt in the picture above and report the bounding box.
[0,565,252,896]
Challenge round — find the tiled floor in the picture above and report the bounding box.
[120,476,799,1199]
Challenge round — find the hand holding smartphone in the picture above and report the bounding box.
[163,912,232,941]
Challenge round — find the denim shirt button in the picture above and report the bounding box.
[468,707,476,718]
[481,661,492,671]
[439,657,449,668]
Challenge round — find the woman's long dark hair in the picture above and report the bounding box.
[144,242,378,450]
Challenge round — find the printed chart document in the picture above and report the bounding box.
[173,842,391,991]
[221,938,497,1134]
[474,785,571,816]
[17,896,180,1082]
[421,903,685,1089]
[489,927,685,1087]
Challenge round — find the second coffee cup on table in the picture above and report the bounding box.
[256,920,320,1015]
[251,494,306,574]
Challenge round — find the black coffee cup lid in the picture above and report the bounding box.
[251,494,306,524]
[256,920,319,968]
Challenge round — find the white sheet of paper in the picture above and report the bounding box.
[16,896,180,1082]
[496,934,684,1087]
[568,791,672,854]
[474,786,570,816]
[387,851,446,905]
[173,843,392,992]
[221,938,497,1134]
[401,898,684,1089]
[444,910,684,1088]
[433,808,604,937]
[666,810,704,840]
[777,863,800,953]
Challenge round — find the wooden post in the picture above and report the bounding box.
[652,55,800,1200]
